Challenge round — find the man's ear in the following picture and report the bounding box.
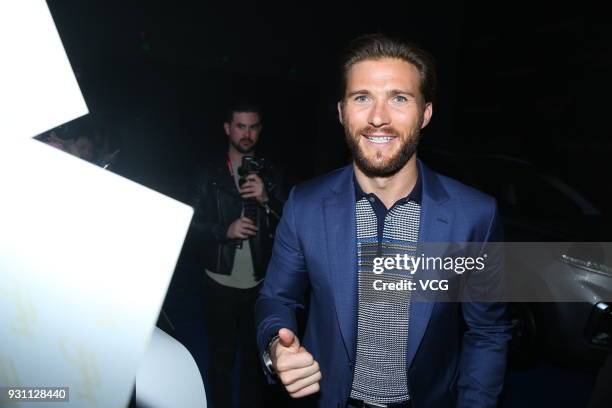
[337,101,344,125]
[223,122,230,136]
[421,102,433,129]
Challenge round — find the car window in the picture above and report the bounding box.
[425,155,588,218]
[497,175,584,217]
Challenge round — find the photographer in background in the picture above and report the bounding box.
[189,101,286,407]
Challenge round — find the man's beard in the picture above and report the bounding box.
[231,137,256,154]
[344,124,421,178]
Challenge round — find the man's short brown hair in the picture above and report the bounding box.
[340,33,437,104]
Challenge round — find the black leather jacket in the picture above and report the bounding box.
[188,156,286,281]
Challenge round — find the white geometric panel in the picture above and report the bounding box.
[0,140,194,408]
[0,2,196,407]
[0,0,89,141]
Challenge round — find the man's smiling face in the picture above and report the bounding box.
[339,57,432,177]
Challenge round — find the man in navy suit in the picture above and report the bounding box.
[255,34,511,408]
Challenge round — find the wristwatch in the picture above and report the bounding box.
[262,334,280,375]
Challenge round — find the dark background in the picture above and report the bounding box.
[44,1,611,406]
[46,0,612,214]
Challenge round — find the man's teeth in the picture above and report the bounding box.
[366,136,394,144]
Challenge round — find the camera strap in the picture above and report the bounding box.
[226,155,234,177]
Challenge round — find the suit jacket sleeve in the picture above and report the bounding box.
[255,188,309,364]
[457,203,512,408]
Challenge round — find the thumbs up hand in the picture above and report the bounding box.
[270,328,322,398]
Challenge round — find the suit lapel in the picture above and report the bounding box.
[406,160,453,370]
[324,167,358,363]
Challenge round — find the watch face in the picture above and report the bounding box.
[262,350,275,374]
[263,334,280,375]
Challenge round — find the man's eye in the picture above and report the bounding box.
[354,95,370,103]
[392,95,408,103]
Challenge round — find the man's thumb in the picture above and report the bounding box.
[278,328,300,350]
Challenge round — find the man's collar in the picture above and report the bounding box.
[353,168,422,205]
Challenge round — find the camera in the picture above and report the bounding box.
[238,156,267,223]
[238,156,266,180]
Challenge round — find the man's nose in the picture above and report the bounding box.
[368,100,391,127]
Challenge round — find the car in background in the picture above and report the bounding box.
[420,149,612,368]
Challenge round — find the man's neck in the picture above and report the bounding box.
[228,146,254,165]
[354,156,418,209]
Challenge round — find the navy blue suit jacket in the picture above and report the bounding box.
[255,160,511,408]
